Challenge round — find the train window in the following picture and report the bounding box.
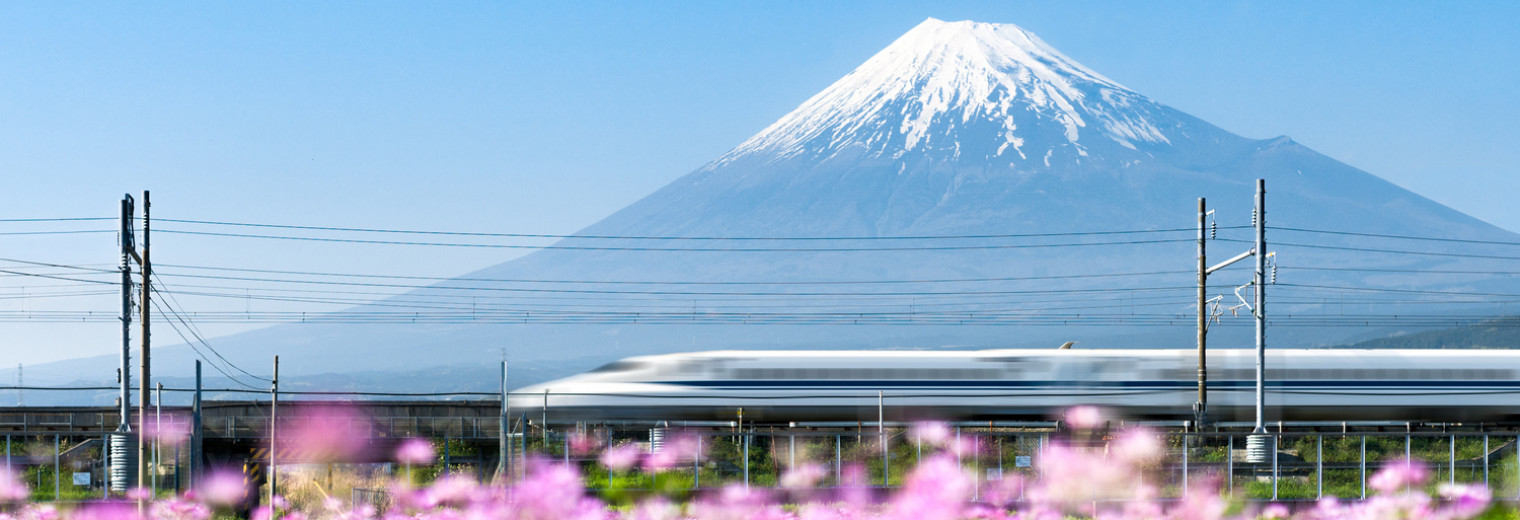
[589,361,645,373]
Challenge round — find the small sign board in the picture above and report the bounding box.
[72,472,90,486]
[1014,455,1032,468]
[985,468,1003,481]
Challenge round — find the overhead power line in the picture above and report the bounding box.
[155,263,1192,286]
[1216,238,1520,261]
[157,229,1196,252]
[148,297,266,390]
[150,278,272,384]
[1273,226,1520,247]
[158,218,1213,241]
[0,217,113,222]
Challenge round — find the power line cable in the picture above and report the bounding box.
[149,271,1197,297]
[1216,238,1520,261]
[159,218,1214,241]
[157,229,1195,252]
[0,257,118,274]
[0,230,114,236]
[0,217,113,222]
[148,297,266,390]
[150,281,272,383]
[155,263,1191,286]
[1273,226,1520,247]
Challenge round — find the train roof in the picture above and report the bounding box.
[639,348,1520,360]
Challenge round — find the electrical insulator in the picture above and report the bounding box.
[1250,209,1258,227]
[1271,263,1278,284]
[1210,220,1217,239]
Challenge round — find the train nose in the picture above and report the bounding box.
[507,384,549,414]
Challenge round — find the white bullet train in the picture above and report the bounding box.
[507,348,1520,423]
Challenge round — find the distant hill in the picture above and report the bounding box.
[1335,317,1520,349]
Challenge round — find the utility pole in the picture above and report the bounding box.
[137,190,152,490]
[1253,179,1267,434]
[115,193,136,493]
[269,355,278,505]
[1195,181,1275,460]
[153,382,162,494]
[190,360,202,490]
[1195,198,1207,429]
[496,361,508,481]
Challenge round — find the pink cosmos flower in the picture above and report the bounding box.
[197,468,249,506]
[911,422,952,446]
[643,433,704,472]
[0,470,28,503]
[1438,483,1491,518]
[628,498,681,520]
[893,454,975,520]
[275,404,375,463]
[1108,427,1161,464]
[1063,406,1103,431]
[426,474,483,507]
[510,458,591,520]
[568,431,603,456]
[1369,460,1429,494]
[600,443,641,472]
[1259,502,1291,519]
[980,472,1025,509]
[394,438,435,465]
[142,415,192,447]
[127,486,154,501]
[780,463,828,489]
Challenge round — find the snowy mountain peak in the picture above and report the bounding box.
[712,18,1180,169]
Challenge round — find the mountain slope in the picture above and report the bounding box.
[25,18,1518,397]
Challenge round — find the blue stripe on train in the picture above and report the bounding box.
[660,380,1520,389]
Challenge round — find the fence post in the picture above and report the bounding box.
[742,433,750,489]
[1360,435,1366,499]
[835,434,841,486]
[693,435,701,490]
[54,435,60,501]
[1182,433,1189,497]
[102,433,110,499]
[1271,435,1278,501]
[1483,435,1490,489]
[1227,434,1233,495]
[955,427,962,466]
[1316,435,1323,499]
[1450,434,1456,486]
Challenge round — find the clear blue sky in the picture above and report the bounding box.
[2,1,1517,368]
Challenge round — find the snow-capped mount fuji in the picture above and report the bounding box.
[715,18,1181,169]
[22,18,1520,400]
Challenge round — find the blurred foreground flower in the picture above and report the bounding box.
[394,438,435,465]
[779,463,827,490]
[1064,405,1103,430]
[911,421,952,446]
[1368,460,1429,494]
[644,433,704,472]
[600,443,641,472]
[141,415,191,447]
[568,431,603,456]
[0,470,28,503]
[0,408,1501,520]
[196,468,248,506]
[276,404,374,462]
